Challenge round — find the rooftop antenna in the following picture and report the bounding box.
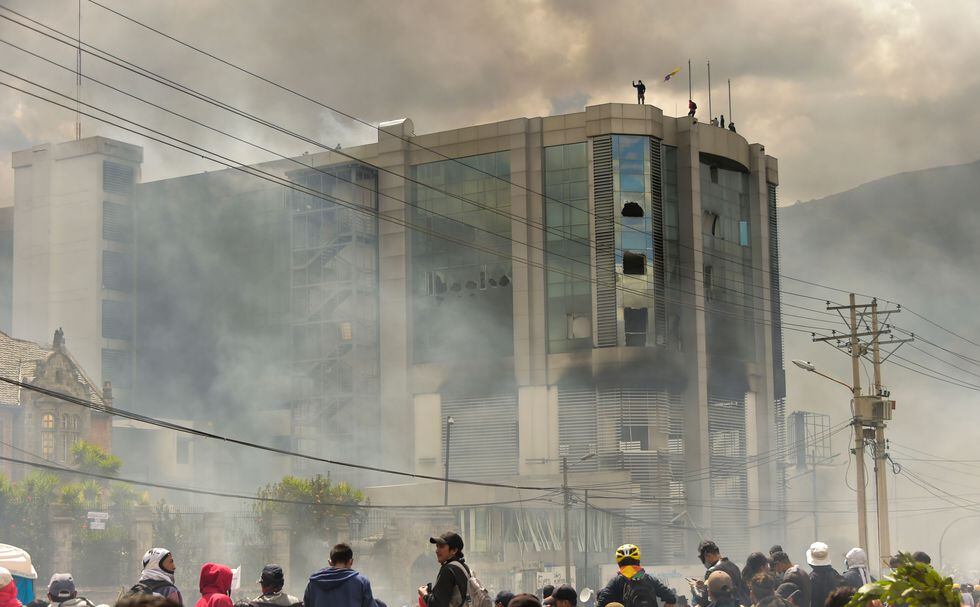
[728,78,733,123]
[75,0,81,140]
[687,58,692,103]
[707,60,712,121]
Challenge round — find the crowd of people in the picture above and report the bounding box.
[0,534,971,607]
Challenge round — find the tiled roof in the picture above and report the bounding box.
[0,331,105,407]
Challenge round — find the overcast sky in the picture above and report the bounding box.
[2,0,980,206]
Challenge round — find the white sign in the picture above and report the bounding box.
[536,567,575,590]
[87,511,109,520]
[231,566,242,591]
[89,520,106,530]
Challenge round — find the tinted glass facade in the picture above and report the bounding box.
[700,160,755,362]
[544,143,591,353]
[411,151,513,362]
[613,135,655,347]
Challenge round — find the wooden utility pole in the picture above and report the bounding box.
[814,295,910,570]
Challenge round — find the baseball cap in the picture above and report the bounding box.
[429,531,464,551]
[259,564,284,587]
[552,585,577,606]
[48,573,76,601]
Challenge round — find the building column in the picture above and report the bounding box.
[748,143,779,546]
[203,512,226,564]
[49,504,74,573]
[376,119,414,474]
[131,504,155,582]
[269,513,292,589]
[676,119,712,549]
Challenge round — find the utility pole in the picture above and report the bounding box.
[444,416,455,506]
[871,300,892,562]
[813,294,910,571]
[583,488,589,591]
[848,293,869,553]
[562,455,571,584]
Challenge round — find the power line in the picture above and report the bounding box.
[19,2,978,368]
[0,36,844,335]
[902,304,980,353]
[890,326,980,368]
[0,75,837,341]
[0,451,563,510]
[0,4,868,317]
[0,374,563,492]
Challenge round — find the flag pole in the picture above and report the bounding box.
[688,59,692,103]
[728,79,733,122]
[707,60,712,121]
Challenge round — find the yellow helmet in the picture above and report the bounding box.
[616,543,641,563]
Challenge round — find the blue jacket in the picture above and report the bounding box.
[304,567,375,607]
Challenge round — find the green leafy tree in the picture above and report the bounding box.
[254,475,366,573]
[71,440,123,475]
[847,552,960,607]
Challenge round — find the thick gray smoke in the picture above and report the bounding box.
[780,159,980,573]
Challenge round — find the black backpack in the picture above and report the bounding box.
[623,573,660,607]
[127,579,174,597]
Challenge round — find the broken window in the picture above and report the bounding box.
[621,201,644,217]
[622,252,646,275]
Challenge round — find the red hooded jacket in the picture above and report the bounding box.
[0,581,22,607]
[195,563,234,607]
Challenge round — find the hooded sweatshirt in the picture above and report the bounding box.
[841,548,874,590]
[195,564,234,607]
[304,567,374,607]
[0,579,22,607]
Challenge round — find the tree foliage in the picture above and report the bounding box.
[71,440,123,475]
[254,474,365,546]
[847,552,960,607]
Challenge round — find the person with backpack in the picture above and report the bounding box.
[305,544,374,607]
[418,532,493,607]
[239,565,302,607]
[596,544,676,607]
[130,548,183,606]
[46,574,95,607]
[805,543,842,607]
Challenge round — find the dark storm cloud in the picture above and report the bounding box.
[3,0,980,203]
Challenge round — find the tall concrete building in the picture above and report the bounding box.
[9,102,786,573]
[11,137,142,406]
[355,106,782,569]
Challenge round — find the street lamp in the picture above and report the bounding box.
[791,358,870,557]
[563,448,596,585]
[793,360,854,393]
[939,514,980,571]
[443,416,455,506]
